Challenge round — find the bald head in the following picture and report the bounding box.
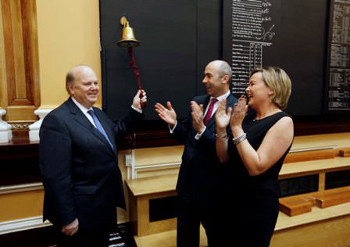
[207,60,232,81]
[202,60,232,97]
[65,65,99,108]
[66,65,95,94]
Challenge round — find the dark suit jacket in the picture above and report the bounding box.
[39,98,142,230]
[173,94,237,207]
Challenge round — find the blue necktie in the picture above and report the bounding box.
[88,110,113,149]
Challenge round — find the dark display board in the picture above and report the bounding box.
[100,0,222,121]
[101,0,344,121]
[327,0,350,111]
[223,0,329,116]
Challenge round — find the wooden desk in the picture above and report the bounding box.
[126,174,178,237]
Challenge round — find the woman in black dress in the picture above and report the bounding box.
[215,67,294,247]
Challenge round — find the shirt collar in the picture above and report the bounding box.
[211,90,230,102]
[71,97,92,114]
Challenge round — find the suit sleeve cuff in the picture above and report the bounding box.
[169,121,177,133]
[131,105,142,113]
[194,126,206,140]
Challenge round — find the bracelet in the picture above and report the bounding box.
[232,133,247,145]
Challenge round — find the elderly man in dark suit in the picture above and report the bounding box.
[155,60,237,247]
[39,65,146,246]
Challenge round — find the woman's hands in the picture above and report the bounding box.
[215,99,231,162]
[230,96,248,134]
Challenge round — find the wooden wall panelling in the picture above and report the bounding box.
[0,0,7,108]
[0,0,40,123]
[20,0,40,108]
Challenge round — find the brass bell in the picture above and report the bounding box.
[117,16,140,48]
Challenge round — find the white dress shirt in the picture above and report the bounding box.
[169,90,231,140]
[71,97,96,127]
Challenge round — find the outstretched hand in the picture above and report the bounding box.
[155,101,177,128]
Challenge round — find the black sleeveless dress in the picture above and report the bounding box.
[227,111,293,247]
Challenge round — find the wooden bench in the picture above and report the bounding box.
[339,147,350,157]
[279,186,350,216]
[315,186,350,208]
[279,197,314,216]
[278,154,350,217]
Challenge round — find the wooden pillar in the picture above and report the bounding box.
[0,0,40,140]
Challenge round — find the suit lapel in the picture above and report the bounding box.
[225,94,235,110]
[67,99,114,153]
[202,95,211,107]
[67,98,93,131]
[197,95,212,124]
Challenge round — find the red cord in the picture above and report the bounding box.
[128,47,146,108]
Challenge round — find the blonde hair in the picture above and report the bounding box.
[250,66,292,110]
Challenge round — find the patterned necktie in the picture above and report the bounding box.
[203,98,218,125]
[88,110,113,149]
